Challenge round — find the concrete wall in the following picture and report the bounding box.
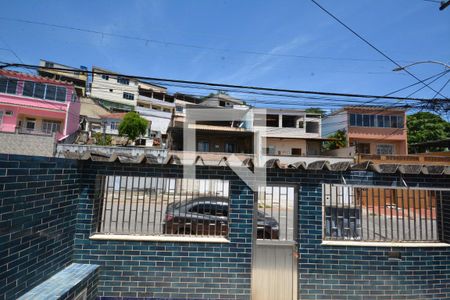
[0,154,81,299]
[90,70,138,108]
[0,131,56,157]
[56,144,167,162]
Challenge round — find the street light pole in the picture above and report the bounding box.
[393,61,450,72]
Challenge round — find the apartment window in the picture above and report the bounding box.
[350,113,403,129]
[355,142,370,154]
[266,114,279,127]
[0,78,18,94]
[110,121,119,130]
[224,143,235,153]
[383,115,391,128]
[109,89,113,92]
[291,148,302,155]
[356,114,363,126]
[44,62,54,68]
[42,120,61,134]
[22,81,66,102]
[117,77,130,85]
[96,176,230,237]
[26,119,36,130]
[282,115,297,128]
[323,184,445,243]
[176,106,184,113]
[197,141,209,152]
[101,74,109,80]
[305,121,319,133]
[0,111,3,126]
[219,100,226,107]
[376,144,394,155]
[34,83,45,99]
[123,92,134,100]
[397,116,404,128]
[56,87,66,102]
[349,113,356,126]
[45,85,56,100]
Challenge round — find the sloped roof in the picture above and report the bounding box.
[0,69,74,86]
[59,150,450,175]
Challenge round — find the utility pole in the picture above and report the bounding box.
[440,0,450,10]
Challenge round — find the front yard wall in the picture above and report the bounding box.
[75,161,450,299]
[1,154,449,299]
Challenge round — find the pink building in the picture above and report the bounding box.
[322,106,408,155]
[0,70,80,141]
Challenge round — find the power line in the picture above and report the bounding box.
[310,0,448,99]
[2,62,447,103]
[0,17,419,65]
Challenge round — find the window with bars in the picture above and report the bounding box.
[96,176,230,237]
[256,186,296,241]
[322,184,446,242]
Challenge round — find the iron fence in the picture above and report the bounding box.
[323,184,445,242]
[97,175,229,236]
[256,186,296,241]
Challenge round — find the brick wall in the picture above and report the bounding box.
[74,162,253,299]
[1,154,450,299]
[75,162,450,299]
[0,131,56,157]
[0,154,80,300]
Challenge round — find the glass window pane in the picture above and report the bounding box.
[349,114,356,126]
[45,85,56,100]
[363,115,370,126]
[369,115,375,127]
[377,115,384,128]
[391,116,398,128]
[23,81,34,97]
[356,114,363,126]
[384,116,391,128]
[6,79,17,94]
[56,87,66,102]
[34,83,45,99]
[397,116,404,128]
[0,78,7,93]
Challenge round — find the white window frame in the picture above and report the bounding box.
[376,144,394,155]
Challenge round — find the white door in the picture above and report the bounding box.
[252,185,297,300]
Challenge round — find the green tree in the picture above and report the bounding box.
[305,107,326,117]
[118,112,148,144]
[93,132,112,146]
[323,129,347,151]
[407,112,450,152]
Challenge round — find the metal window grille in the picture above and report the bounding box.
[257,186,296,241]
[97,176,229,236]
[323,184,446,242]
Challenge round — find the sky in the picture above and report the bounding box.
[0,0,449,110]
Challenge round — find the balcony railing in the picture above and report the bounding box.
[138,94,175,108]
[17,127,56,136]
[358,154,450,165]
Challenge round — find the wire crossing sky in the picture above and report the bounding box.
[0,0,448,106]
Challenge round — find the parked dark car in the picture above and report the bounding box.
[163,196,280,239]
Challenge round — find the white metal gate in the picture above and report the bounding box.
[252,185,297,300]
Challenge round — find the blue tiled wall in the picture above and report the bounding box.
[75,162,450,299]
[0,154,81,300]
[2,153,450,300]
[74,163,254,299]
